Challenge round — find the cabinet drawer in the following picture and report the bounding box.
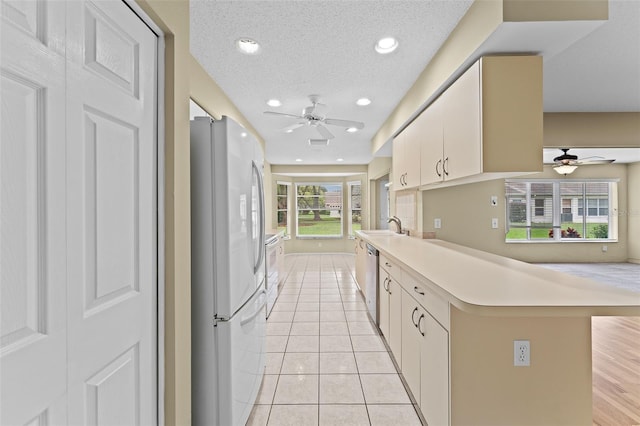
[401,269,449,330]
[380,254,401,281]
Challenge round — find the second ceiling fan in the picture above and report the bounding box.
[264,95,364,140]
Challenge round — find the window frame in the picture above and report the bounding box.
[505,179,618,243]
[276,181,291,239]
[295,182,343,239]
[347,180,362,238]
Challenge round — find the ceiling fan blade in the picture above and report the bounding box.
[324,118,364,129]
[264,111,304,119]
[316,124,335,140]
[576,159,615,165]
[281,123,305,132]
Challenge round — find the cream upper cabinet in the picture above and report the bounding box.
[392,121,421,190]
[415,55,542,189]
[419,96,445,185]
[442,60,482,181]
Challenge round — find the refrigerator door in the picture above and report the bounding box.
[190,116,259,318]
[216,287,266,426]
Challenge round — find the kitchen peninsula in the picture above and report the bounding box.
[356,230,640,426]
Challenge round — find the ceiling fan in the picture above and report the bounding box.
[263,95,364,140]
[551,148,615,175]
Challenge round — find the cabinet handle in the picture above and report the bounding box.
[435,159,442,177]
[385,262,392,268]
[387,279,392,295]
[411,307,419,327]
[413,286,425,296]
[418,314,425,336]
[359,240,364,249]
[383,277,389,292]
[443,157,449,176]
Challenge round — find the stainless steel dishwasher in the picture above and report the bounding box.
[365,243,379,325]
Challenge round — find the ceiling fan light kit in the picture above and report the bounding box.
[553,164,578,175]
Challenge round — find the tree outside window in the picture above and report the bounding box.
[296,183,342,237]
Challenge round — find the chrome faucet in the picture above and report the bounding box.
[387,216,403,234]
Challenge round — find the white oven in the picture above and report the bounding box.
[265,234,280,317]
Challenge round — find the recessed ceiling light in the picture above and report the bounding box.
[236,38,260,55]
[240,132,247,138]
[337,158,344,162]
[266,99,281,107]
[295,158,303,162]
[375,37,398,54]
[356,98,371,106]
[285,129,294,133]
[346,127,358,133]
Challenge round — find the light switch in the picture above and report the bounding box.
[434,218,442,229]
[491,218,499,229]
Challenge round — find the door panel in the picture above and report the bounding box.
[1,2,67,424]
[65,0,157,424]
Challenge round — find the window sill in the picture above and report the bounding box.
[296,236,344,240]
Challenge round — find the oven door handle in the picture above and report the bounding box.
[266,238,279,248]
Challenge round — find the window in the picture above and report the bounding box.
[347,181,362,237]
[296,183,342,238]
[276,182,291,237]
[505,180,616,242]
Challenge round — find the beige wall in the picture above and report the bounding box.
[451,306,592,425]
[134,1,191,424]
[420,164,630,263]
[628,162,640,263]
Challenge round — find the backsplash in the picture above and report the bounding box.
[395,192,416,231]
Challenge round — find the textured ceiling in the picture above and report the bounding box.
[190,0,640,166]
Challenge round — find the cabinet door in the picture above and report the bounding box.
[378,268,390,341]
[401,120,421,189]
[443,61,481,181]
[392,125,421,190]
[392,132,405,189]
[419,98,444,185]
[401,290,421,402]
[420,313,449,426]
[388,279,403,366]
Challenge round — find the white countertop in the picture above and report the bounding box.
[356,231,640,316]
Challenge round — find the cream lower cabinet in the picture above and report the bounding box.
[379,266,402,367]
[401,283,449,426]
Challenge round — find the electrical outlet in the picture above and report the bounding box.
[514,340,530,367]
[491,218,499,229]
[490,196,498,206]
[434,218,441,229]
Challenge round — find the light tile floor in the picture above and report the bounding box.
[247,254,423,426]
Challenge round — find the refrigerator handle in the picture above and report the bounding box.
[240,289,267,326]
[252,161,266,274]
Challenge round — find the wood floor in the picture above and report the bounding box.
[592,316,640,425]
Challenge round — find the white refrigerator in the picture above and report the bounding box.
[190,116,267,426]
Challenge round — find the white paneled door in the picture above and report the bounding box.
[0,1,158,424]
